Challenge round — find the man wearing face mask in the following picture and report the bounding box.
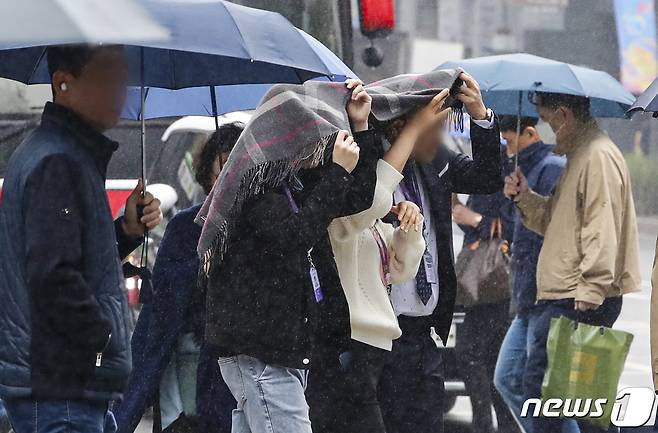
[504,92,641,433]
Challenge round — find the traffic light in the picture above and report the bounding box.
[358,0,395,38]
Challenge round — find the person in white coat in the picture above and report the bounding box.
[308,84,452,433]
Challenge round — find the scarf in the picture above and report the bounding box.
[195,68,464,274]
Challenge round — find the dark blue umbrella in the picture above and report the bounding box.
[121,84,270,120]
[438,53,634,118]
[121,29,357,120]
[627,77,658,117]
[0,0,355,179]
[0,0,355,279]
[0,0,345,87]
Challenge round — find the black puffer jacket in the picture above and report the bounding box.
[205,129,381,369]
[0,103,140,400]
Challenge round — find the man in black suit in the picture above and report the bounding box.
[379,72,503,433]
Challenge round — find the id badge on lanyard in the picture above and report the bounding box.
[423,248,437,284]
[420,219,437,284]
[285,185,324,303]
[308,249,324,303]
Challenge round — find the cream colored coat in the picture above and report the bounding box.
[328,159,425,351]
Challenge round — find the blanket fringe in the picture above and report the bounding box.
[199,132,335,280]
[449,106,464,133]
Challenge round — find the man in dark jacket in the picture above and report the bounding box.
[379,72,502,433]
[492,116,568,433]
[0,45,162,433]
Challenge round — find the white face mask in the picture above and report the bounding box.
[546,108,568,151]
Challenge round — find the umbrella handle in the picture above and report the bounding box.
[210,86,219,131]
[140,47,147,185]
[514,90,523,171]
[136,204,145,220]
[138,47,150,270]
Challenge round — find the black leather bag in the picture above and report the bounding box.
[455,218,511,307]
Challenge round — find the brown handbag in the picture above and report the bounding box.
[455,218,511,307]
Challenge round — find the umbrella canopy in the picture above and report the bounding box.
[0,0,342,88]
[627,77,658,117]
[121,29,357,120]
[439,53,634,118]
[122,84,270,120]
[0,0,168,44]
[0,0,358,191]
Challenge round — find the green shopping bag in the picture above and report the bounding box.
[541,316,633,429]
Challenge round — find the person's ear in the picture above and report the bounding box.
[51,70,72,100]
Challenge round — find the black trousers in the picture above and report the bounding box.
[456,300,521,433]
[379,316,445,433]
[307,340,389,433]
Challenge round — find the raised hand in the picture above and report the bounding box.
[456,72,488,121]
[345,79,372,132]
[332,130,360,173]
[407,88,452,136]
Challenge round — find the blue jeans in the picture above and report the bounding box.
[0,399,10,433]
[218,354,312,433]
[494,311,580,433]
[4,398,113,433]
[159,333,201,429]
[521,298,623,433]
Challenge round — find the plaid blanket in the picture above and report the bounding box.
[196,68,464,271]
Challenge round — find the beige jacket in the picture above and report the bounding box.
[516,121,641,305]
[651,238,658,390]
[329,159,425,350]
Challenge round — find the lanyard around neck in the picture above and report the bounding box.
[370,225,391,292]
[283,185,299,214]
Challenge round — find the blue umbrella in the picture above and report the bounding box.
[121,84,271,120]
[0,0,356,285]
[0,0,345,87]
[0,0,168,44]
[627,77,658,117]
[121,29,357,120]
[0,0,355,179]
[438,53,634,118]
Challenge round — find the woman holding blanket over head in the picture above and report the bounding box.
[196,78,382,433]
[197,69,467,433]
[307,70,467,433]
